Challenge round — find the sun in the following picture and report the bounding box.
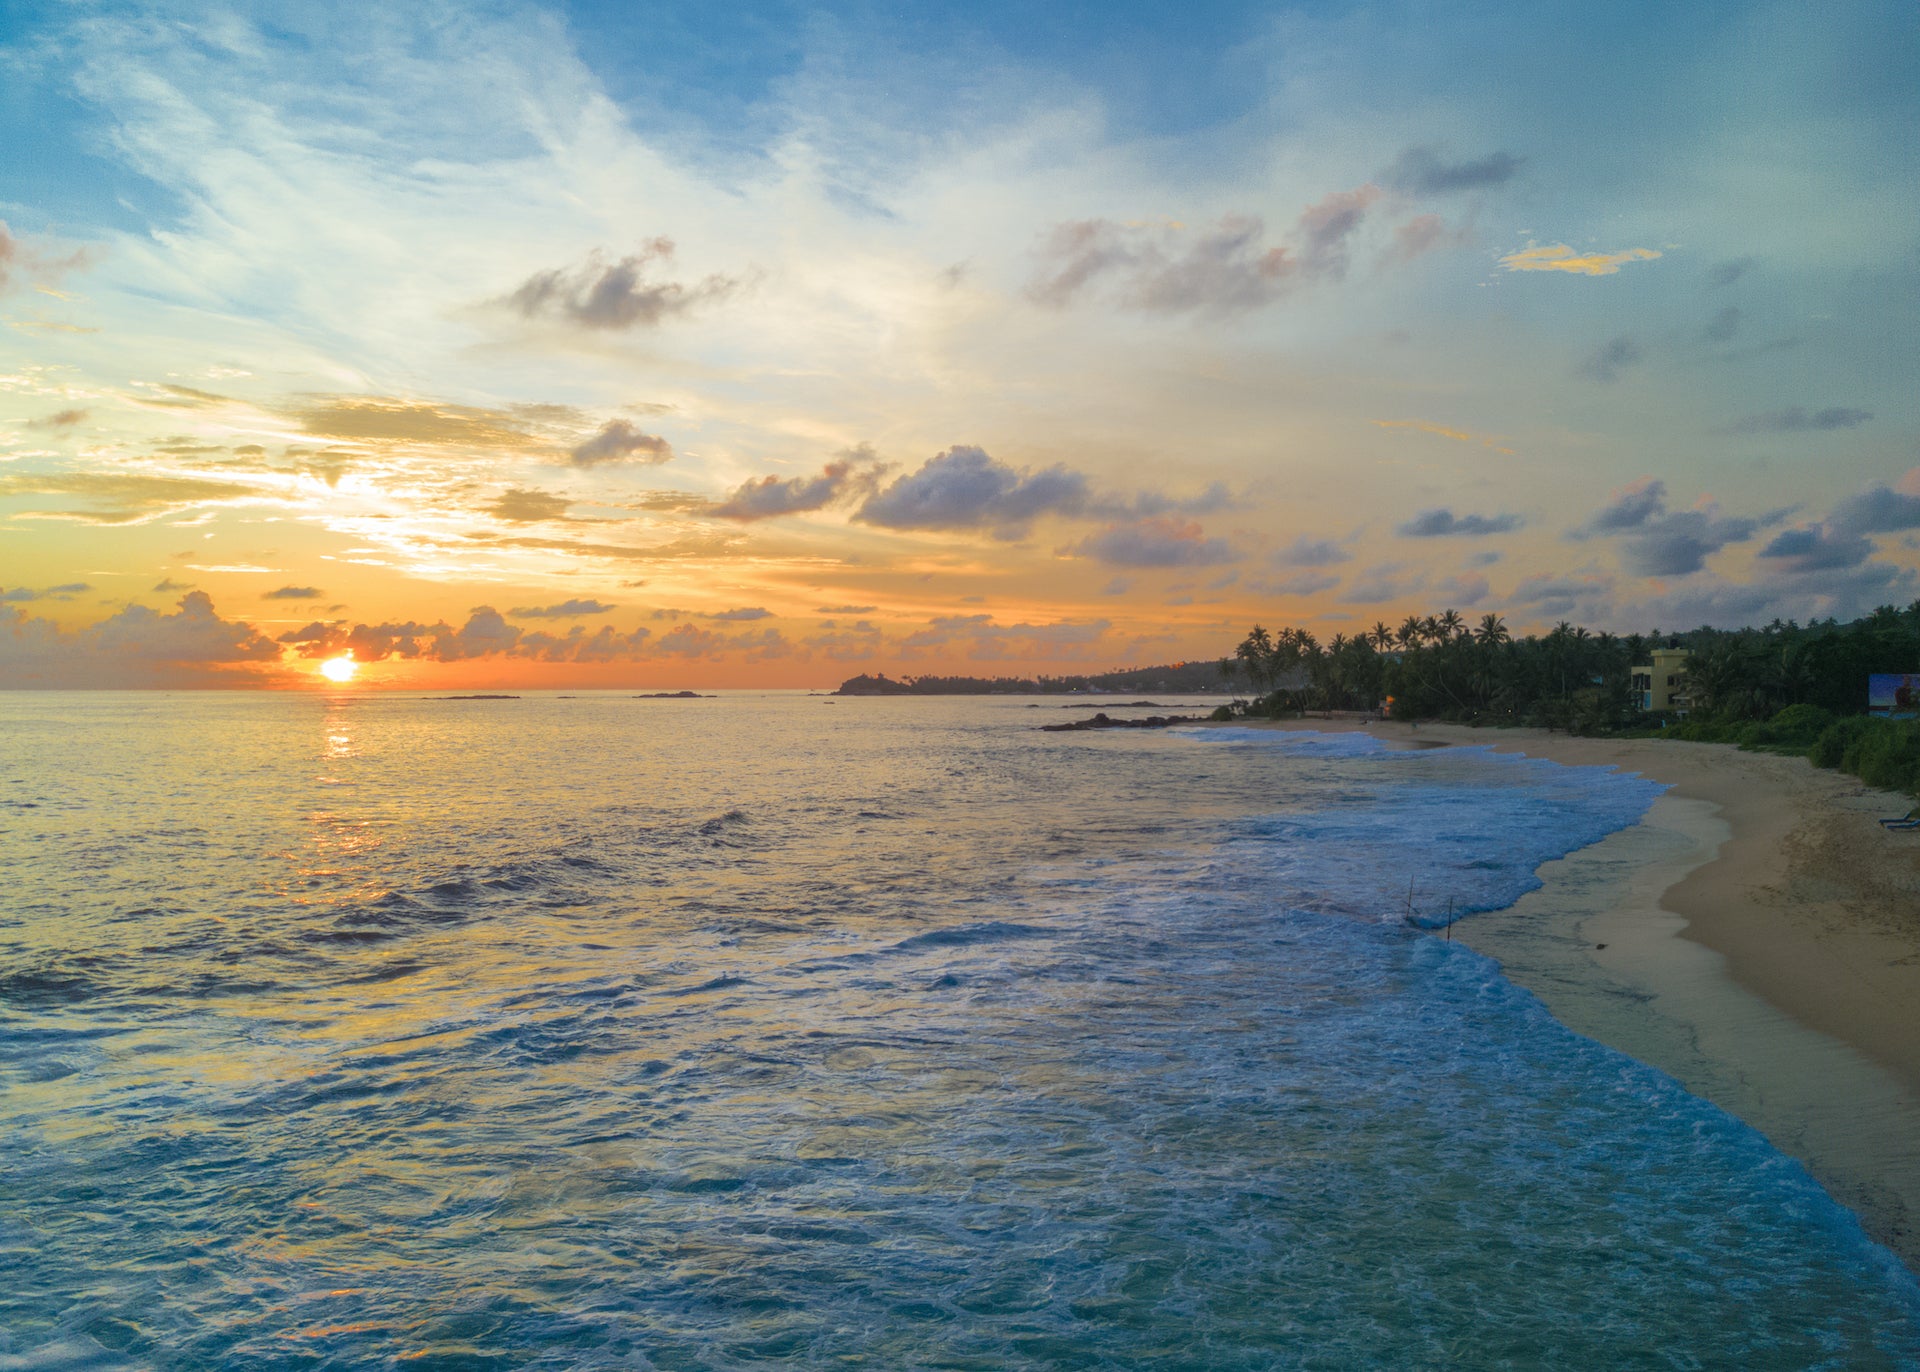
[318,654,359,684]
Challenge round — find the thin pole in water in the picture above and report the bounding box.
[1406,876,1415,924]
[1446,896,1453,941]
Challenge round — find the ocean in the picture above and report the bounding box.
[3,692,1917,1370]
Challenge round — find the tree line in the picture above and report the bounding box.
[1225,603,1920,793]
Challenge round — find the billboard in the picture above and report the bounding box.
[1869,674,1920,719]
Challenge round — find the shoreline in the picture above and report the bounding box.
[1210,716,1920,1268]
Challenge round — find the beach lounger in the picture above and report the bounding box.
[1880,810,1920,828]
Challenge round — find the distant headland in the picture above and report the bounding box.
[833,661,1233,696]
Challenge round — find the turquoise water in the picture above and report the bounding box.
[2,693,1916,1369]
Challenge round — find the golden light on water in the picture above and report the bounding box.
[319,655,358,684]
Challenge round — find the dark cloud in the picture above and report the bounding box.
[1613,560,1917,630]
[1,583,91,603]
[1625,510,1763,576]
[1580,335,1642,383]
[1396,508,1522,537]
[1702,306,1742,343]
[508,599,617,619]
[27,408,88,429]
[1727,406,1871,434]
[489,488,572,522]
[1109,482,1236,519]
[709,607,772,621]
[509,238,740,330]
[816,603,876,614]
[1576,479,1668,535]
[1758,525,1873,572]
[1271,536,1352,567]
[153,578,193,592]
[262,585,323,600]
[1383,147,1523,195]
[1574,481,1767,576]
[856,446,1088,536]
[714,459,864,521]
[1707,257,1756,288]
[1831,482,1920,536]
[0,591,282,687]
[571,420,673,467]
[1027,186,1381,314]
[1071,517,1237,568]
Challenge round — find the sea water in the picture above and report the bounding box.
[1,692,1916,1370]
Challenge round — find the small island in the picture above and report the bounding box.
[634,690,715,698]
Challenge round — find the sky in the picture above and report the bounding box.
[1,0,1916,688]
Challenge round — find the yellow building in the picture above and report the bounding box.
[1631,648,1690,713]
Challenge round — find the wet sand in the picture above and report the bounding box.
[1219,717,1920,1267]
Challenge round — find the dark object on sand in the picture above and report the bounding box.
[634,691,714,698]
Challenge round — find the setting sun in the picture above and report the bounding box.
[318,655,358,684]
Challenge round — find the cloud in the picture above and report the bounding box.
[1396,508,1522,537]
[815,603,876,614]
[1341,564,1427,603]
[1831,480,1920,536]
[1499,243,1662,276]
[0,472,257,524]
[509,238,740,329]
[855,446,1087,535]
[1248,570,1341,597]
[1580,335,1642,383]
[1707,257,1756,288]
[1702,306,1742,344]
[262,585,323,600]
[1431,574,1490,607]
[153,578,193,592]
[0,591,283,687]
[1510,573,1614,617]
[708,607,772,621]
[1384,147,1523,195]
[291,396,536,448]
[653,623,790,659]
[1576,478,1668,535]
[1372,419,1515,457]
[1573,479,1766,576]
[489,488,572,522]
[1027,186,1383,313]
[27,408,88,429]
[1271,535,1352,567]
[1727,406,1872,434]
[714,459,864,520]
[571,420,673,467]
[1757,525,1873,573]
[0,583,92,603]
[508,599,616,619]
[1071,516,1237,567]
[898,614,1111,663]
[0,220,92,296]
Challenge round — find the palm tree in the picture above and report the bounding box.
[1438,608,1464,641]
[1397,615,1421,650]
[1474,613,1509,647]
[1371,621,1394,652]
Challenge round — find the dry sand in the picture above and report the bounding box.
[1219,716,1920,1268]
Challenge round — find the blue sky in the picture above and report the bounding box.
[1,0,1915,685]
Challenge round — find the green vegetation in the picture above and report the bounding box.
[1227,602,1920,796]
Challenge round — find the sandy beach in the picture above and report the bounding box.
[1222,717,1920,1269]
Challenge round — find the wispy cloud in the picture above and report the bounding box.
[1727,406,1871,434]
[571,420,673,467]
[1396,508,1522,537]
[1383,147,1523,195]
[1372,419,1515,456]
[1499,243,1662,276]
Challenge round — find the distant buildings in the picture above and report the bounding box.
[1631,648,1690,714]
